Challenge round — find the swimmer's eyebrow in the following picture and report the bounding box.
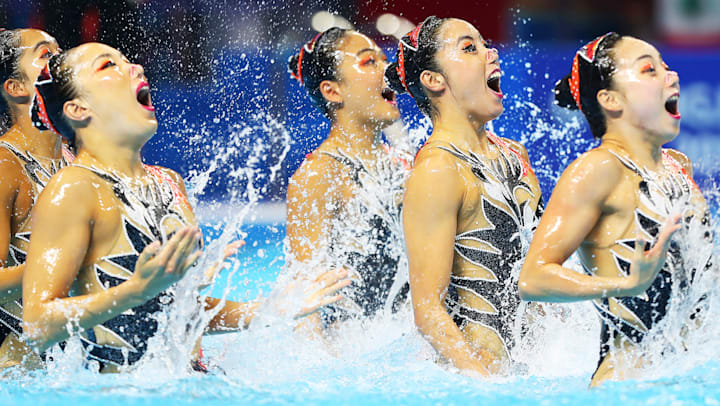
[456,35,482,46]
[356,48,376,56]
[634,54,655,64]
[33,40,51,52]
[93,53,114,63]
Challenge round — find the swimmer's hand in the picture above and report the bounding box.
[199,240,245,289]
[623,214,682,296]
[129,226,203,300]
[223,240,245,259]
[295,269,352,318]
[275,269,351,319]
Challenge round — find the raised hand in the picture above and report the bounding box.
[623,214,682,297]
[223,240,245,260]
[294,268,352,319]
[129,226,203,300]
[261,268,351,321]
[199,240,245,289]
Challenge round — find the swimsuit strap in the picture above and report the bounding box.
[61,144,75,163]
[142,164,192,211]
[485,132,533,178]
[381,144,412,171]
[0,140,31,166]
[661,149,700,192]
[318,149,366,186]
[416,132,532,177]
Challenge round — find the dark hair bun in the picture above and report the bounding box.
[383,62,406,95]
[554,74,579,110]
[287,53,301,83]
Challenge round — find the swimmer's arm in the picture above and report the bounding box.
[23,172,200,352]
[285,160,339,264]
[519,151,640,301]
[0,155,25,297]
[203,298,260,333]
[22,174,125,350]
[286,161,340,333]
[404,153,491,376]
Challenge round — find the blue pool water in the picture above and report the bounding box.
[1,221,719,405]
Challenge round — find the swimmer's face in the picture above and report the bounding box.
[333,32,400,127]
[65,43,157,144]
[7,29,59,102]
[605,37,680,141]
[433,19,503,121]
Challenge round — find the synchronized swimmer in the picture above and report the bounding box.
[386,16,543,375]
[0,15,712,386]
[286,27,410,335]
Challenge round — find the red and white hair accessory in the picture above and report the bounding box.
[570,32,611,112]
[291,32,322,86]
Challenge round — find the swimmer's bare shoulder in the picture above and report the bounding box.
[0,147,24,190]
[663,148,694,178]
[288,151,345,198]
[406,145,465,207]
[551,147,624,207]
[286,151,347,264]
[26,167,98,263]
[33,166,98,217]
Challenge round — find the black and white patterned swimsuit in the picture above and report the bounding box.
[72,165,194,368]
[433,133,543,358]
[318,146,411,320]
[589,150,713,366]
[0,140,69,346]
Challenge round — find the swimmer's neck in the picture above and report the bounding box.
[326,117,382,153]
[431,108,492,154]
[1,111,64,159]
[602,121,668,170]
[73,129,147,178]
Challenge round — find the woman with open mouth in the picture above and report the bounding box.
[286,27,412,333]
[386,16,544,376]
[19,42,350,372]
[518,32,713,386]
[0,28,70,369]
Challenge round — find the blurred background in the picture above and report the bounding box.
[1,0,719,209]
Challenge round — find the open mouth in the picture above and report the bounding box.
[487,69,502,97]
[664,93,680,119]
[136,82,155,112]
[381,87,397,106]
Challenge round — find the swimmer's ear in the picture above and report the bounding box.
[597,89,622,114]
[319,80,343,104]
[63,98,91,123]
[3,78,30,100]
[420,70,445,93]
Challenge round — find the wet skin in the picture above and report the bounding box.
[402,19,542,376]
[286,31,403,333]
[518,36,704,386]
[20,43,349,371]
[0,29,63,368]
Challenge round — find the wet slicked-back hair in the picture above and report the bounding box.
[30,51,80,149]
[288,27,349,119]
[384,16,447,118]
[0,29,23,131]
[554,32,624,138]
